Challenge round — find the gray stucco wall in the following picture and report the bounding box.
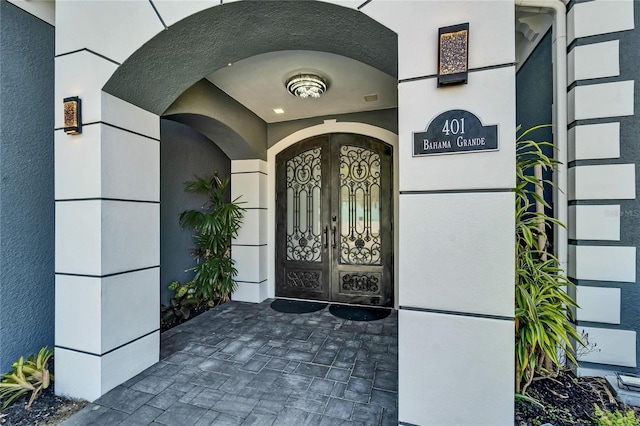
[103,1,397,116]
[516,31,553,141]
[164,80,268,160]
[570,2,640,375]
[160,119,231,305]
[515,30,554,246]
[0,0,55,373]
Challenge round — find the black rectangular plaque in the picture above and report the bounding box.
[413,109,498,157]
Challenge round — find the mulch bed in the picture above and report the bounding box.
[0,383,87,426]
[515,371,640,425]
[0,356,88,425]
[160,299,228,332]
[160,303,211,332]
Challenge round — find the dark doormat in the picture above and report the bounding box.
[329,304,392,321]
[270,299,328,314]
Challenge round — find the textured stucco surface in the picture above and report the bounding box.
[515,29,554,238]
[0,0,55,373]
[516,31,553,142]
[103,1,397,115]
[164,80,267,160]
[572,2,640,375]
[267,108,398,149]
[160,119,231,305]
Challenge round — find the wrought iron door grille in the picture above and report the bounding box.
[339,145,382,265]
[286,148,322,262]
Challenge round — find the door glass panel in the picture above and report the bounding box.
[339,145,381,265]
[286,148,322,262]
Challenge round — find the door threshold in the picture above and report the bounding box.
[274,296,394,311]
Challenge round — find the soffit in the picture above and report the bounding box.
[206,50,398,124]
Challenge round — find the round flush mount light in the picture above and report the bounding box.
[286,73,327,99]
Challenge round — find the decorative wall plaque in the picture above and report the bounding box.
[413,109,498,157]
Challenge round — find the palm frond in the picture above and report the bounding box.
[514,125,584,394]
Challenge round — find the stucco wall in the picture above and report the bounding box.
[516,31,553,142]
[267,108,398,149]
[160,119,231,305]
[515,29,554,243]
[0,0,54,373]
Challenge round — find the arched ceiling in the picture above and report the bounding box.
[103,1,397,116]
[207,50,397,124]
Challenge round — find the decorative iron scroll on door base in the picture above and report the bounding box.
[286,270,321,290]
[341,273,381,294]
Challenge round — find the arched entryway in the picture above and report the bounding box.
[54,1,518,423]
[55,0,398,402]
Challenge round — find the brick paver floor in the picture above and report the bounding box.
[61,300,398,425]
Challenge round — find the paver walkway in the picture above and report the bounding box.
[62,300,398,425]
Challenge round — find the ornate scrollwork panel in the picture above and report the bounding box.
[339,145,382,265]
[286,148,322,262]
[286,270,322,291]
[340,272,381,294]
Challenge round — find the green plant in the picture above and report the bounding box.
[179,173,244,303]
[0,347,53,409]
[594,405,640,426]
[514,125,584,394]
[515,392,544,409]
[160,280,205,327]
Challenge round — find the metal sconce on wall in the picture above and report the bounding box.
[437,23,469,87]
[63,96,82,135]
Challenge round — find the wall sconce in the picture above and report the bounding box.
[63,96,82,135]
[437,23,469,87]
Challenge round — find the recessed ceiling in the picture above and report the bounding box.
[207,50,398,124]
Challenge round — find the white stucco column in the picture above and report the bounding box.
[54,92,161,401]
[54,1,165,401]
[362,2,516,424]
[231,160,269,303]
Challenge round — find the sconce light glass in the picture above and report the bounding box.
[438,23,469,87]
[63,97,82,135]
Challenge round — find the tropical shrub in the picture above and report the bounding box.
[179,173,244,303]
[594,405,640,426]
[514,125,584,394]
[0,347,53,409]
[160,280,204,329]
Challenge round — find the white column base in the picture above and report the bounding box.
[233,281,269,303]
[55,331,159,401]
[399,309,514,426]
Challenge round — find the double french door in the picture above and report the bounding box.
[275,133,393,307]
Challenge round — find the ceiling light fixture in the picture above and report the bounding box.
[286,73,327,99]
[273,108,285,114]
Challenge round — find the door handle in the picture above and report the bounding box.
[332,226,337,249]
[323,226,328,249]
